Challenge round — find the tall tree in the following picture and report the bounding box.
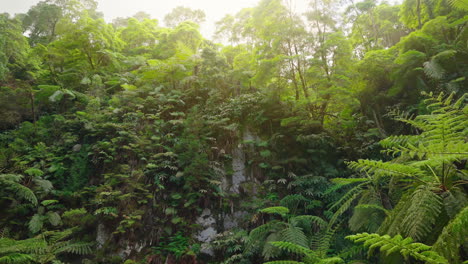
[22,1,63,46]
[164,6,206,27]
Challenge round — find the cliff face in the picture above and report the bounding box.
[195,129,260,256]
[93,128,263,260]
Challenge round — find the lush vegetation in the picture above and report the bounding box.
[0,0,467,263]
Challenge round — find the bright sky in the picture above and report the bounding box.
[1,0,310,39]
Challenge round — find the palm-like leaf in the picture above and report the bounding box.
[0,174,38,206]
[432,206,468,263]
[347,233,449,264]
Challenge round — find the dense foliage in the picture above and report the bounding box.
[0,0,466,263]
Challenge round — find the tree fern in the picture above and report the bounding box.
[261,206,290,217]
[349,202,388,232]
[328,183,366,214]
[29,210,62,234]
[347,93,467,248]
[264,261,305,264]
[0,174,38,206]
[55,241,93,255]
[290,215,327,231]
[268,241,316,256]
[311,222,341,258]
[248,207,330,260]
[327,181,383,231]
[0,253,34,264]
[423,59,445,80]
[448,0,468,11]
[246,220,285,258]
[46,212,61,227]
[0,229,92,264]
[378,193,413,236]
[280,194,309,214]
[262,232,284,259]
[346,233,449,264]
[441,189,467,219]
[280,226,308,248]
[432,206,468,263]
[248,220,285,248]
[0,237,45,263]
[400,186,443,241]
[264,241,344,264]
[28,214,44,234]
[353,204,388,215]
[347,160,424,179]
[382,94,467,169]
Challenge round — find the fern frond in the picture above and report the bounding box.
[28,214,44,234]
[55,241,93,255]
[432,206,468,263]
[348,160,424,179]
[0,174,38,206]
[261,207,290,216]
[378,193,412,236]
[46,212,61,227]
[423,60,445,80]
[268,239,344,264]
[290,215,327,231]
[379,186,443,241]
[442,189,467,218]
[328,183,367,227]
[328,183,366,212]
[280,194,308,210]
[247,220,285,250]
[0,237,46,255]
[0,253,34,264]
[12,184,39,206]
[44,228,73,243]
[401,186,443,241]
[349,203,388,232]
[264,261,305,264]
[448,0,468,10]
[33,179,54,193]
[354,204,389,215]
[317,257,345,264]
[347,233,449,264]
[330,178,368,185]
[263,232,283,259]
[280,226,308,248]
[314,223,340,257]
[269,241,315,256]
[380,135,420,149]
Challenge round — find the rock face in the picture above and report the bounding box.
[195,209,217,255]
[117,241,146,259]
[96,223,110,249]
[97,222,146,259]
[223,211,249,230]
[195,129,261,255]
[225,128,259,193]
[230,144,247,193]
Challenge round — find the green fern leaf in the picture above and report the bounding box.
[261,206,290,216]
[281,226,308,248]
[28,214,44,234]
[401,186,443,241]
[269,241,315,256]
[46,212,62,227]
[432,206,468,263]
[347,233,449,264]
[55,242,93,255]
[423,60,445,80]
[264,261,305,264]
[0,253,34,264]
